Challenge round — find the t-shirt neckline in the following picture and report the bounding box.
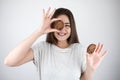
[52,44,73,53]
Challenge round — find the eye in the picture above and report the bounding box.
[65,24,70,27]
[64,22,70,27]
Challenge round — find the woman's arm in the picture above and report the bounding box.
[80,43,108,80]
[4,28,43,67]
[80,67,94,80]
[4,7,60,67]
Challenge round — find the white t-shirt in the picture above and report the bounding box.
[32,41,86,80]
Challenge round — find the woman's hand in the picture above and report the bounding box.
[38,7,61,35]
[86,43,108,71]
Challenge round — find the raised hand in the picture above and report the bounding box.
[86,43,108,70]
[39,7,61,34]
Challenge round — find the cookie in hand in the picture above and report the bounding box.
[51,20,64,30]
[87,44,96,54]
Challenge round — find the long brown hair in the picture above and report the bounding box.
[46,8,79,45]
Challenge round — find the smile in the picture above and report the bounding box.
[58,32,67,36]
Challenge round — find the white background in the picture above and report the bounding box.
[0,0,120,80]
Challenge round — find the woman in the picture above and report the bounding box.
[4,7,107,80]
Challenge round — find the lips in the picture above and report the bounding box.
[57,32,67,37]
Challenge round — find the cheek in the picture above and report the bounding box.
[54,32,57,37]
[54,32,58,38]
[68,28,71,34]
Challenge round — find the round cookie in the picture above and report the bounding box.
[87,44,96,54]
[51,20,64,30]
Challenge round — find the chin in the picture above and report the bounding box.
[56,38,68,42]
[55,35,69,41]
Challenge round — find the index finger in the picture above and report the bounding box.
[49,8,56,19]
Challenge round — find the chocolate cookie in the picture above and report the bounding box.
[87,44,96,54]
[51,20,64,30]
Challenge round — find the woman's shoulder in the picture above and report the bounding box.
[39,41,50,45]
[71,43,85,52]
[72,43,83,48]
[33,41,51,48]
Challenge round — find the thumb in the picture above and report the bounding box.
[86,52,90,61]
[86,52,89,58]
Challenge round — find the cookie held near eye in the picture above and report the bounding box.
[87,44,96,54]
[51,20,64,30]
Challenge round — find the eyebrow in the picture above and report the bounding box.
[64,23,70,25]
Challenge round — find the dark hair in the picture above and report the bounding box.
[46,8,79,45]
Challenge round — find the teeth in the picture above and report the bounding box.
[58,33,66,36]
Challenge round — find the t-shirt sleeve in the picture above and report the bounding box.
[81,46,87,73]
[32,41,44,68]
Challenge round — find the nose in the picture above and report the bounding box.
[60,26,67,32]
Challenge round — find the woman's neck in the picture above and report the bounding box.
[57,41,69,48]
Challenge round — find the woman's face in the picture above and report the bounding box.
[54,15,71,42]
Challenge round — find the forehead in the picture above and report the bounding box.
[57,15,70,23]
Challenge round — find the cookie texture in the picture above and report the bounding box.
[51,20,64,30]
[87,44,96,54]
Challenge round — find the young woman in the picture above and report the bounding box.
[4,7,107,80]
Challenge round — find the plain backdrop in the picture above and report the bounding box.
[0,0,120,80]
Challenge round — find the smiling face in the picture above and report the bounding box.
[54,15,71,42]
[46,8,79,45]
